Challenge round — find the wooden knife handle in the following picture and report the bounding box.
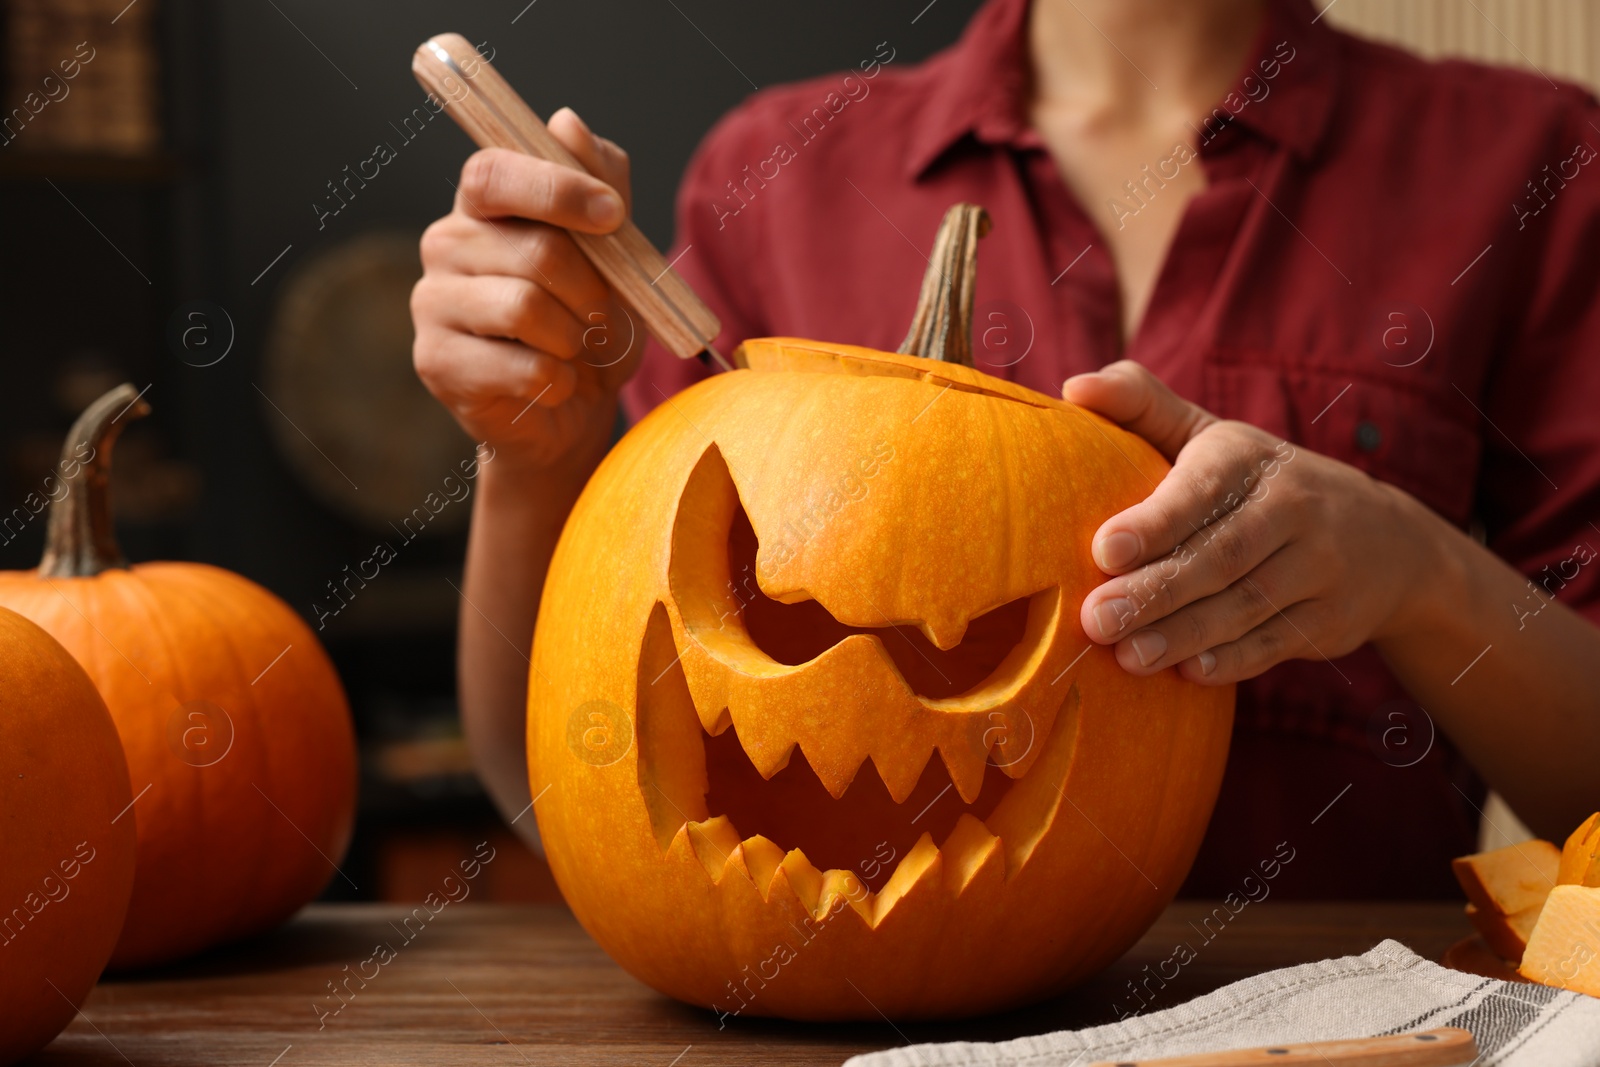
[1087,1027,1479,1067]
[412,33,722,363]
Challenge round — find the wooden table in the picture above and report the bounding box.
[35,901,1471,1067]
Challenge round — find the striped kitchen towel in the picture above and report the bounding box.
[845,940,1599,1067]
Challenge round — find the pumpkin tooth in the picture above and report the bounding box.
[736,831,787,895]
[873,833,942,925]
[940,813,1003,895]
[682,815,744,880]
[814,868,875,925]
[775,848,825,912]
[938,736,991,805]
[662,820,705,881]
[724,835,786,900]
[796,741,867,800]
[701,705,734,736]
[872,744,934,805]
[739,736,796,781]
[918,614,974,655]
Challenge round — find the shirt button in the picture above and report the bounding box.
[1355,420,1383,453]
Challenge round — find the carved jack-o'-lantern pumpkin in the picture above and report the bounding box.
[530,206,1234,1020]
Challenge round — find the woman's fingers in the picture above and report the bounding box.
[1093,422,1285,575]
[419,217,614,329]
[413,271,588,359]
[1062,363,1315,681]
[1178,603,1325,685]
[410,112,640,463]
[548,107,632,212]
[1102,549,1302,674]
[453,146,625,234]
[411,328,578,415]
[1062,362,1420,687]
[1064,361,1246,574]
[1063,360,1216,460]
[1081,475,1282,645]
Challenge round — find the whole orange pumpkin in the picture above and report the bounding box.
[0,606,136,1064]
[0,386,358,969]
[529,206,1235,1019]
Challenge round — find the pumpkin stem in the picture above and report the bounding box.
[897,203,992,367]
[39,383,150,578]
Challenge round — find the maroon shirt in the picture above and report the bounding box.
[621,0,1600,898]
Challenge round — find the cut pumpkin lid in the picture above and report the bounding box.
[732,338,1072,413]
[729,202,1077,416]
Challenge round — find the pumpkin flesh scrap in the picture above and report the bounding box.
[1560,812,1600,886]
[1466,902,1541,963]
[1518,884,1600,995]
[1452,840,1561,916]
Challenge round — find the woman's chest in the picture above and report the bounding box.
[770,141,1505,528]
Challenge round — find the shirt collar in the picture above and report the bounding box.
[903,0,1342,180]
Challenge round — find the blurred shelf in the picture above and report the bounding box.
[0,151,182,183]
[374,735,477,784]
[374,825,561,904]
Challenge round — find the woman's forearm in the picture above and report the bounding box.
[1377,487,1600,839]
[458,434,608,846]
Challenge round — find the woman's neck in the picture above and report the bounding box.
[1028,0,1269,123]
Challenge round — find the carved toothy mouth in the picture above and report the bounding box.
[636,601,1078,925]
[630,444,1080,927]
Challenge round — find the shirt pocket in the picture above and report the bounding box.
[1200,358,1482,526]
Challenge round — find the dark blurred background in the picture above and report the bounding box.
[0,0,984,902]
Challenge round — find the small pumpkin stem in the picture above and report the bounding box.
[897,203,992,367]
[39,384,150,578]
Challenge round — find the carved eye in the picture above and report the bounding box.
[728,503,1034,700]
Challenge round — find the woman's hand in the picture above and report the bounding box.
[411,108,642,468]
[1066,361,1443,685]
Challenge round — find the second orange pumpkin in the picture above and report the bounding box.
[0,386,358,968]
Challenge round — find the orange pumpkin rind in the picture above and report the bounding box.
[0,385,358,970]
[531,210,1234,1018]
